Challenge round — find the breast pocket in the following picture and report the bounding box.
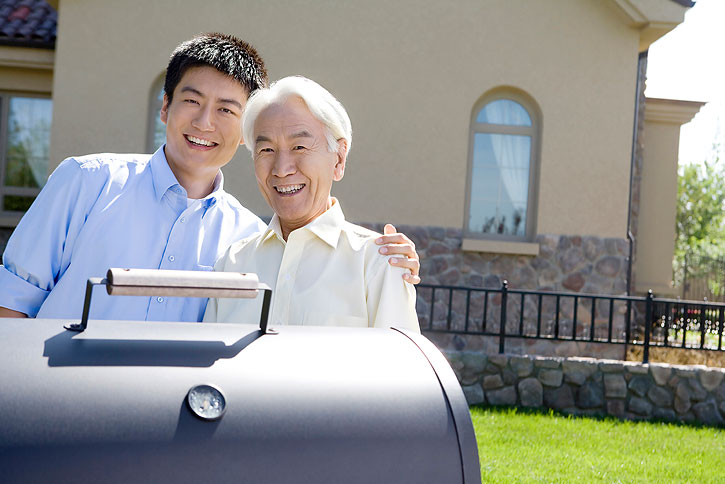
[303,311,369,328]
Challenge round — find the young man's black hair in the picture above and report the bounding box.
[164,32,268,103]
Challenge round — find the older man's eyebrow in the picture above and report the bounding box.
[291,130,314,139]
[179,86,243,110]
[255,135,272,144]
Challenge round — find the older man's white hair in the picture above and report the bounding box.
[242,75,352,155]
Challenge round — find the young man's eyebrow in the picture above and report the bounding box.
[179,86,243,110]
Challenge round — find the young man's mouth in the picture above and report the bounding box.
[185,135,218,148]
[274,184,305,196]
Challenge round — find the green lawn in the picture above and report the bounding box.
[471,406,725,483]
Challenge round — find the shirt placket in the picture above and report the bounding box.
[145,191,199,320]
[270,230,307,325]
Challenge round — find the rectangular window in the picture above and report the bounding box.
[0,93,53,216]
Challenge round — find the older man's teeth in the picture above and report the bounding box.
[186,135,216,147]
[275,184,304,194]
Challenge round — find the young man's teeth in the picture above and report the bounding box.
[187,135,214,146]
[276,184,304,194]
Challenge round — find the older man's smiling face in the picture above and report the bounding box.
[253,96,346,239]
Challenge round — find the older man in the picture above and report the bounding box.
[204,76,419,331]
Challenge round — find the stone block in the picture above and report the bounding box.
[652,408,677,422]
[483,374,503,390]
[625,363,649,375]
[647,386,673,408]
[595,256,621,277]
[462,384,484,405]
[544,385,575,410]
[628,376,651,397]
[461,352,487,372]
[509,356,534,378]
[483,362,501,375]
[699,370,725,392]
[606,399,626,418]
[692,401,724,426]
[688,379,708,402]
[501,368,517,386]
[675,368,696,379]
[604,374,627,398]
[460,371,481,386]
[674,395,691,414]
[518,378,544,408]
[577,382,604,409]
[486,386,517,406]
[488,354,508,368]
[534,358,561,369]
[539,369,564,387]
[599,362,624,373]
[650,365,672,386]
[562,359,596,385]
[628,397,653,416]
[715,383,725,402]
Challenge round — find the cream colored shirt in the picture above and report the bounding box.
[203,199,419,332]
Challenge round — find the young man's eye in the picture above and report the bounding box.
[220,107,234,115]
[184,99,199,105]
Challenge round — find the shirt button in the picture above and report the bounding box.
[180,217,186,223]
[168,255,175,262]
[157,296,164,303]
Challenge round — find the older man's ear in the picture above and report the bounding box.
[333,139,348,181]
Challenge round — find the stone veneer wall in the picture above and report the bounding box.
[447,351,725,426]
[361,225,630,295]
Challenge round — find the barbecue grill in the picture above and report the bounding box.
[0,269,481,483]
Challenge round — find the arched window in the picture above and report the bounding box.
[464,91,540,241]
[146,76,166,152]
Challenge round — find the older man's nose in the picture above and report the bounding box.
[271,151,296,177]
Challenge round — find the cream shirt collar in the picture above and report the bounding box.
[261,197,347,248]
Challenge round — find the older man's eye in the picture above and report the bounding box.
[293,145,307,151]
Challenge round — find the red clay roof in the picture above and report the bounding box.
[0,0,56,49]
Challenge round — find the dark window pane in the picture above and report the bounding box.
[3,195,35,212]
[4,97,53,189]
[152,87,166,150]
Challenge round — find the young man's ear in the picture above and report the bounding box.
[333,139,348,181]
[160,94,169,125]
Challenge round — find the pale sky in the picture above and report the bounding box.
[645,0,725,166]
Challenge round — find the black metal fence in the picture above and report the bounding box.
[416,281,725,363]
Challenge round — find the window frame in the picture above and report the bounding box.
[146,74,166,153]
[0,90,53,220]
[463,89,542,243]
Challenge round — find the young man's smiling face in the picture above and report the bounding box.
[253,96,347,239]
[161,65,249,193]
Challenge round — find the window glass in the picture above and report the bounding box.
[476,99,531,126]
[468,132,531,236]
[4,97,52,189]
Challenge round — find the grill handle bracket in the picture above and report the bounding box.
[64,269,272,333]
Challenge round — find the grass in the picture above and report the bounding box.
[471,406,725,483]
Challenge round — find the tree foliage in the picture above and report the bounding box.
[673,158,725,292]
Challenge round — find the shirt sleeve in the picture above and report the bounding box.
[0,158,96,316]
[365,251,420,333]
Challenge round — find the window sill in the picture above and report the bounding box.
[462,238,539,256]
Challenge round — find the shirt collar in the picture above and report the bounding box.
[150,145,224,205]
[260,197,345,248]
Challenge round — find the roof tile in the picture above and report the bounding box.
[0,0,55,48]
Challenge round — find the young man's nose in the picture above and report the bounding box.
[192,106,215,131]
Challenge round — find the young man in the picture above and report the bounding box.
[0,33,419,322]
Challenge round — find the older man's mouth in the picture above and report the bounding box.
[275,184,305,195]
[185,135,218,148]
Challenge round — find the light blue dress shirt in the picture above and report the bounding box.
[0,147,265,322]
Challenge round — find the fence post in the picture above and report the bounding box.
[499,280,508,354]
[643,290,653,364]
